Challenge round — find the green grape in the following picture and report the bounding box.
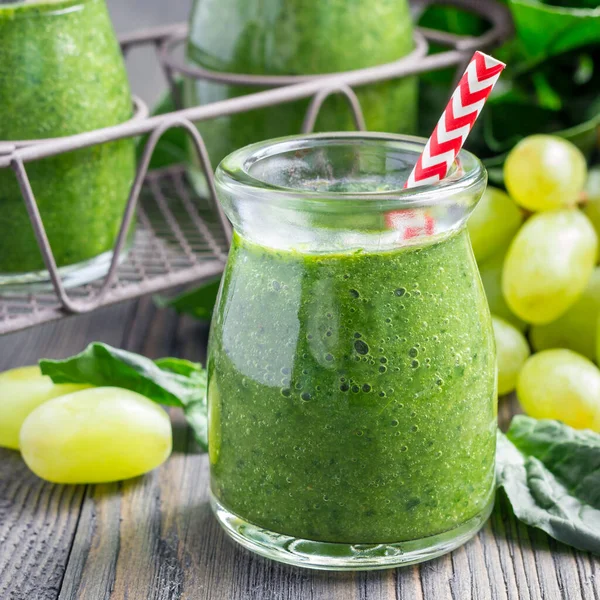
[517,349,600,431]
[531,267,600,360]
[504,135,587,212]
[502,209,597,324]
[467,186,522,264]
[0,366,90,450]
[492,315,530,396]
[582,166,600,243]
[20,387,172,483]
[478,244,527,332]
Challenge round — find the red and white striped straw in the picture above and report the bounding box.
[404,51,505,189]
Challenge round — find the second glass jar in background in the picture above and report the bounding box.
[184,0,418,187]
[207,133,497,570]
[0,0,136,289]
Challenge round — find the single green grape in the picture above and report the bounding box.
[504,135,587,212]
[502,209,597,324]
[478,244,527,332]
[20,387,172,483]
[517,349,600,431]
[467,186,522,264]
[0,366,90,450]
[492,315,530,396]
[531,266,600,360]
[582,166,600,243]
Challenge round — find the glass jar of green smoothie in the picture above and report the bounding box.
[184,0,417,188]
[207,133,496,570]
[0,0,136,289]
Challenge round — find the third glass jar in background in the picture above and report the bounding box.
[184,0,418,185]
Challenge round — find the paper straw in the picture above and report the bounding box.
[404,51,505,189]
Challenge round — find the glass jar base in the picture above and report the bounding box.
[210,493,494,571]
[0,248,127,292]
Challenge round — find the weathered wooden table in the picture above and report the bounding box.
[1,298,598,600]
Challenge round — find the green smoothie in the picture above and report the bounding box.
[0,0,134,278]
[184,0,418,170]
[208,229,496,544]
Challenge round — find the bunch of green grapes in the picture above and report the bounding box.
[468,135,600,430]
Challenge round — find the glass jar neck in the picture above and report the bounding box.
[216,133,487,254]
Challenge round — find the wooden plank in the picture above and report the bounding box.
[474,522,508,600]
[396,567,425,600]
[0,302,136,600]
[356,570,396,600]
[0,451,84,600]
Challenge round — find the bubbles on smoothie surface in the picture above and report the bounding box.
[354,339,369,355]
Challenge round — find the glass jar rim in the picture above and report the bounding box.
[0,0,88,17]
[216,132,486,211]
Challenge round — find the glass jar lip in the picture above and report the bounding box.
[0,0,87,17]
[216,132,486,209]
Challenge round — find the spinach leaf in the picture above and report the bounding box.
[497,415,600,554]
[509,0,600,62]
[154,276,221,321]
[40,343,209,450]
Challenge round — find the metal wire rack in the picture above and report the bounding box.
[0,0,513,335]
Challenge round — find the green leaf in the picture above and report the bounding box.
[497,415,600,554]
[508,0,600,62]
[418,4,487,37]
[183,401,209,451]
[154,276,221,321]
[40,343,208,450]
